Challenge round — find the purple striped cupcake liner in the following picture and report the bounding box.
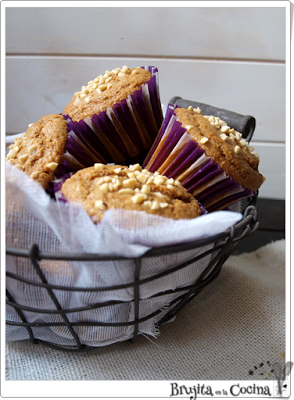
[49,172,74,203]
[57,66,162,176]
[143,104,255,213]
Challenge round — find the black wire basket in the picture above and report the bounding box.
[6,100,259,353]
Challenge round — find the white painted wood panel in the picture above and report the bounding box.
[6,56,285,143]
[5,5,287,200]
[6,7,285,61]
[251,142,285,200]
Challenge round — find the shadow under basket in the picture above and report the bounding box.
[6,196,259,353]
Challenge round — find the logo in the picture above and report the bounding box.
[272,361,293,396]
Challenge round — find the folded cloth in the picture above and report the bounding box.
[6,239,285,381]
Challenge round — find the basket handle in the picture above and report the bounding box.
[169,96,256,142]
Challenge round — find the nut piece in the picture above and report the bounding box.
[143,200,152,207]
[137,173,149,184]
[81,86,89,94]
[166,178,174,185]
[31,171,39,179]
[141,184,150,194]
[110,182,119,192]
[94,163,104,170]
[220,133,228,141]
[146,177,154,185]
[129,163,142,172]
[95,200,107,210]
[154,176,166,185]
[46,162,58,171]
[122,65,131,74]
[131,193,148,204]
[96,177,105,185]
[100,183,109,192]
[220,125,230,133]
[6,146,19,159]
[19,154,29,163]
[200,137,209,144]
[99,84,107,91]
[28,144,37,155]
[127,172,136,179]
[118,188,134,194]
[234,145,241,154]
[123,178,137,189]
[151,200,160,210]
[240,139,248,147]
[154,191,164,198]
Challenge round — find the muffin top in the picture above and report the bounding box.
[175,107,265,192]
[61,163,202,223]
[6,114,68,190]
[63,66,152,122]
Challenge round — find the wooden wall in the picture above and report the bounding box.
[5,5,288,199]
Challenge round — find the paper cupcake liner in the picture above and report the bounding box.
[47,172,74,203]
[58,66,162,175]
[143,104,255,212]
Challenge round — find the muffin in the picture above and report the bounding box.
[61,65,163,171]
[60,163,203,223]
[143,104,265,212]
[6,114,68,190]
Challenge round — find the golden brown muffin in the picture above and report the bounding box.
[61,163,202,223]
[6,114,68,190]
[174,107,265,192]
[63,66,152,122]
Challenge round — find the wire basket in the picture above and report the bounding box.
[6,196,258,353]
[6,99,260,352]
